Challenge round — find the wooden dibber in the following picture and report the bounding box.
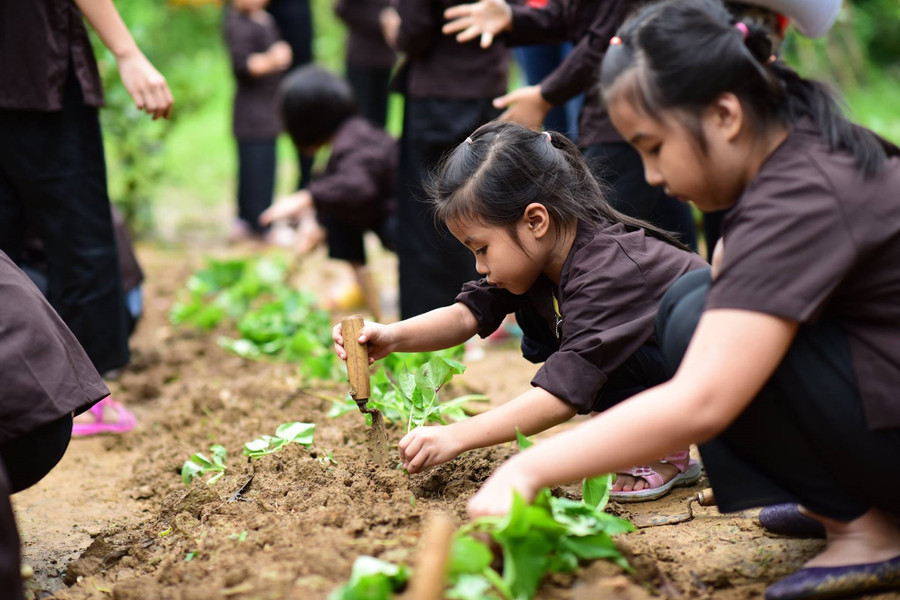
[341,315,388,466]
[404,512,456,600]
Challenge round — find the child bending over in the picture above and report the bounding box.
[334,121,708,502]
[260,66,397,319]
[468,2,900,598]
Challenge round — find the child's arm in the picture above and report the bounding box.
[247,40,292,77]
[73,0,173,119]
[399,386,577,473]
[333,303,479,363]
[259,190,314,226]
[467,309,798,517]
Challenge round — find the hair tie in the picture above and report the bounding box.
[735,22,749,40]
[465,136,473,145]
[543,131,552,143]
[610,35,622,46]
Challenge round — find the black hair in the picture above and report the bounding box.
[601,0,889,177]
[428,121,688,251]
[279,66,358,148]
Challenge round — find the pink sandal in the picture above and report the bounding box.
[71,396,137,437]
[610,450,702,503]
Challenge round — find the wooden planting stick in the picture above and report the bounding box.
[405,512,455,600]
[341,315,388,466]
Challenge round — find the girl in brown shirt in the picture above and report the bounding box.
[334,121,707,500]
[467,2,900,599]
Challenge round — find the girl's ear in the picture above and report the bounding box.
[523,203,550,239]
[709,92,744,143]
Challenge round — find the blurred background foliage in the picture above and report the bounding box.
[90,0,900,237]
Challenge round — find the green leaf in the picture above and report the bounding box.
[582,473,612,510]
[329,556,409,600]
[447,574,499,600]
[449,535,493,575]
[275,421,315,446]
[515,428,534,450]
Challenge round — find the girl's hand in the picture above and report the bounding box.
[332,320,393,363]
[399,426,462,473]
[380,7,401,49]
[116,50,174,120]
[259,190,313,226]
[467,457,541,517]
[443,0,512,48]
[493,86,552,131]
[711,237,725,281]
[269,41,293,71]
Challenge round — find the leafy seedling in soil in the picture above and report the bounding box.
[181,444,227,486]
[329,556,409,600]
[446,474,633,600]
[243,421,315,460]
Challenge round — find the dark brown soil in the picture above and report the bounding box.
[12,243,890,600]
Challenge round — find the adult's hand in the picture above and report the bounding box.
[443,0,512,48]
[493,85,552,131]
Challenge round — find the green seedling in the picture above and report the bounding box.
[329,556,409,600]
[243,421,315,460]
[181,444,227,486]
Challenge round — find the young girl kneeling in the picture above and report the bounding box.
[468,1,900,598]
[333,121,708,501]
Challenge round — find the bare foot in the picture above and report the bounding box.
[611,460,681,492]
[800,507,900,567]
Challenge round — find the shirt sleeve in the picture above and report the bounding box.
[531,250,659,414]
[224,14,256,81]
[539,3,622,106]
[307,146,386,217]
[708,165,858,322]
[455,279,529,338]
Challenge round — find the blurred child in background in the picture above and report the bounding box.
[224,0,292,242]
[335,0,397,128]
[260,66,397,320]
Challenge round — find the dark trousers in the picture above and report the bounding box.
[0,413,72,494]
[236,139,277,233]
[396,98,498,318]
[0,464,23,600]
[583,142,698,252]
[346,64,392,128]
[657,269,900,520]
[0,69,129,375]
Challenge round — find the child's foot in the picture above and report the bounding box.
[295,216,326,255]
[72,396,137,437]
[609,449,702,502]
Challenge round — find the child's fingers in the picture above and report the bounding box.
[455,25,482,44]
[492,90,514,109]
[443,3,475,21]
[480,31,495,48]
[442,15,471,35]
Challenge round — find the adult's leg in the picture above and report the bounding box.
[395,98,496,319]
[0,464,23,600]
[0,414,73,494]
[583,142,698,252]
[236,140,277,234]
[0,69,128,374]
[657,270,900,519]
[345,64,392,128]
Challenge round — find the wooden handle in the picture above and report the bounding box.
[341,315,370,401]
[406,513,455,600]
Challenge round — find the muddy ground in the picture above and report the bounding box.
[11,241,886,600]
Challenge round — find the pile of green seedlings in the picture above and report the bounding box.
[171,255,341,379]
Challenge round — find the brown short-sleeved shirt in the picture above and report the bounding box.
[335,0,396,70]
[0,0,104,111]
[507,0,634,146]
[708,122,900,430]
[307,116,397,230]
[457,222,707,413]
[0,252,108,445]
[395,0,509,100]
[224,8,284,141]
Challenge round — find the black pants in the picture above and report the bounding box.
[583,142,698,252]
[396,98,498,318]
[0,413,72,494]
[0,463,23,600]
[237,139,277,233]
[657,269,900,520]
[0,67,129,374]
[346,64,392,128]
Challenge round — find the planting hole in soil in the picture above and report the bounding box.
[341,314,389,467]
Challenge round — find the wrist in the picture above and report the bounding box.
[111,40,141,62]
